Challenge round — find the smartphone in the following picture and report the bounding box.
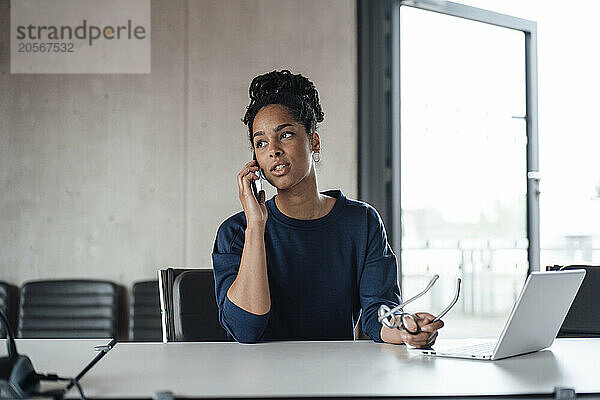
[251,153,264,201]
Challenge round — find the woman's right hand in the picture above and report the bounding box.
[237,160,268,228]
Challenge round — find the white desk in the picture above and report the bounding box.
[79,338,600,398]
[1,338,111,395]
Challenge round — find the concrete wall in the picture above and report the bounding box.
[0,0,357,287]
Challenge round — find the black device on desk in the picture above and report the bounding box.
[0,309,39,398]
[1,309,89,399]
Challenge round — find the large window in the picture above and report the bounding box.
[398,6,529,336]
[360,0,599,338]
[357,0,538,338]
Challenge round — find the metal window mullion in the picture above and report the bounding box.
[525,29,540,273]
[391,1,402,289]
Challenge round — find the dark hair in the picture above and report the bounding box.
[242,70,324,148]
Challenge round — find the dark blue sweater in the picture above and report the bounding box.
[211,189,400,343]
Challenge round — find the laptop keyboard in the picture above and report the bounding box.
[446,341,497,356]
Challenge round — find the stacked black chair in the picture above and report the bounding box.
[159,268,229,342]
[18,280,121,339]
[129,280,162,341]
[0,281,19,338]
[547,265,600,337]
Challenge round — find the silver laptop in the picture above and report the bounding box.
[420,270,586,360]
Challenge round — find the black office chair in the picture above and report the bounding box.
[158,268,229,342]
[18,279,121,339]
[129,280,162,341]
[0,281,19,339]
[547,265,600,337]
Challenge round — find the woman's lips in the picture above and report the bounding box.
[270,164,290,176]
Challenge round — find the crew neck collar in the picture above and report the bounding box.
[266,189,346,229]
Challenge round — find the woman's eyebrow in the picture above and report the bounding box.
[253,123,294,139]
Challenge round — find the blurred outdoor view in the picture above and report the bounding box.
[398,3,600,338]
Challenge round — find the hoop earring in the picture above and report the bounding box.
[312,151,321,163]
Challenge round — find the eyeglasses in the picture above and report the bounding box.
[378,275,461,335]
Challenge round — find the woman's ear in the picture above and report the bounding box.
[311,131,321,152]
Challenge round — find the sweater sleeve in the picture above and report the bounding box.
[359,206,400,343]
[212,217,271,343]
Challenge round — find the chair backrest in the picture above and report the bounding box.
[129,280,162,341]
[173,270,229,341]
[547,265,600,337]
[158,268,229,342]
[18,280,121,339]
[0,281,19,338]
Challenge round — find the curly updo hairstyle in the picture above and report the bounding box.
[242,70,325,152]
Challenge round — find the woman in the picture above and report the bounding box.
[212,70,443,345]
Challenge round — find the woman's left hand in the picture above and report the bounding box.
[381,312,444,348]
[408,312,443,348]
